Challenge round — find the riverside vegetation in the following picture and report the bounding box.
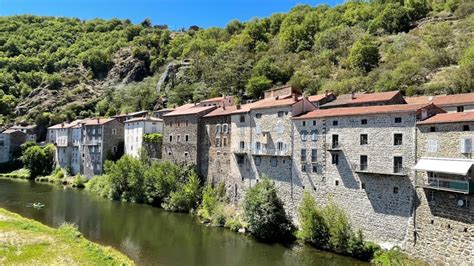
[84,154,422,264]
[0,0,473,131]
[0,208,133,265]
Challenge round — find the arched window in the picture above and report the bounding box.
[216,124,222,134]
[223,124,229,134]
[301,130,308,141]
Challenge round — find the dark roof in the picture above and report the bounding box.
[163,105,216,117]
[321,91,402,108]
[417,112,474,125]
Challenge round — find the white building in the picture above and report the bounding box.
[0,129,27,163]
[47,120,83,174]
[124,117,163,158]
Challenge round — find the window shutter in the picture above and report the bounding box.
[461,138,472,153]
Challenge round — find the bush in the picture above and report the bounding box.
[321,199,354,254]
[297,192,330,249]
[86,175,112,198]
[197,185,219,222]
[163,171,201,212]
[372,246,424,266]
[144,161,181,205]
[243,177,295,242]
[71,175,87,188]
[21,144,55,178]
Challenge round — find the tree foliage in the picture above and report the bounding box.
[21,143,55,178]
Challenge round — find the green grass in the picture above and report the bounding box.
[0,168,30,179]
[0,208,134,265]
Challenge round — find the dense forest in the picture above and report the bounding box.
[0,0,473,130]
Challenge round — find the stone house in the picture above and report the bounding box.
[320,90,406,109]
[124,116,163,158]
[162,105,216,176]
[80,118,124,178]
[199,96,233,107]
[409,112,474,265]
[10,124,37,142]
[406,92,474,113]
[291,103,444,247]
[0,129,26,163]
[201,106,238,192]
[264,85,301,99]
[307,92,336,107]
[229,93,316,209]
[47,120,82,174]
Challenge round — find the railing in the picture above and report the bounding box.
[418,177,474,194]
[83,139,102,145]
[352,164,409,176]
[251,148,290,156]
[233,147,249,154]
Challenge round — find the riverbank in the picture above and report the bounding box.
[0,208,134,265]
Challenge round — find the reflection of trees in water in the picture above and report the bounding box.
[121,236,141,263]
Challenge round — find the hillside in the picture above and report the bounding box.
[0,0,473,134]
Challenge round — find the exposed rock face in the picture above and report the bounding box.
[14,48,150,118]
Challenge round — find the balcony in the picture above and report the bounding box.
[352,164,409,176]
[83,138,102,145]
[417,177,474,194]
[233,147,249,154]
[251,147,290,157]
[327,142,342,152]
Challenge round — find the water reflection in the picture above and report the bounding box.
[0,178,367,265]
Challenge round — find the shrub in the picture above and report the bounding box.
[72,175,87,188]
[372,246,424,266]
[297,192,330,249]
[163,171,201,212]
[197,185,219,222]
[86,175,112,198]
[48,167,65,183]
[144,161,181,205]
[21,144,55,178]
[321,199,353,254]
[243,177,295,242]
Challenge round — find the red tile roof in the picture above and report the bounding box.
[203,106,239,117]
[163,105,216,117]
[232,95,299,114]
[294,103,432,120]
[321,91,402,107]
[81,118,116,125]
[406,93,474,107]
[200,96,231,103]
[417,112,474,125]
[306,92,335,103]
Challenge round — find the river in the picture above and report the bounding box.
[0,178,367,265]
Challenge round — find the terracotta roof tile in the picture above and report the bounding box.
[232,95,299,114]
[200,96,228,103]
[307,92,335,103]
[406,93,474,107]
[204,106,239,117]
[417,112,474,125]
[321,91,402,107]
[163,105,216,117]
[81,118,116,125]
[294,103,432,120]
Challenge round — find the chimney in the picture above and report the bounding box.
[351,92,356,100]
[96,118,100,123]
[428,96,433,103]
[293,93,298,101]
[325,90,329,97]
[61,122,65,128]
[237,104,241,110]
[223,105,226,110]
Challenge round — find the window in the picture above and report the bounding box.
[332,134,339,148]
[240,141,245,150]
[395,117,402,123]
[394,157,403,173]
[237,155,244,165]
[223,138,228,146]
[311,149,317,162]
[335,180,339,186]
[312,164,317,173]
[177,135,181,142]
[112,128,117,135]
[255,156,261,166]
[271,157,277,167]
[332,154,339,165]
[278,111,285,117]
[311,130,318,141]
[360,155,368,171]
[216,124,222,134]
[393,187,399,194]
[394,134,403,146]
[177,121,181,127]
[301,164,306,172]
[463,125,470,131]
[113,146,117,153]
[312,120,316,126]
[301,130,308,141]
[169,135,173,142]
[185,135,189,142]
[360,134,368,145]
[185,120,189,126]
[430,126,436,132]
[457,106,464,112]
[215,138,221,147]
[427,139,438,153]
[277,142,284,151]
[301,149,307,162]
[240,115,245,123]
[361,119,367,125]
[361,183,366,190]
[184,152,189,157]
[332,120,338,126]
[223,124,229,134]
[256,141,261,151]
[302,121,306,127]
[255,113,262,118]
[428,191,435,202]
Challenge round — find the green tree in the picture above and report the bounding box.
[298,192,330,249]
[21,144,55,178]
[243,177,295,242]
[245,75,272,98]
[348,37,380,72]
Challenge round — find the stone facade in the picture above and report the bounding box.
[0,130,26,163]
[406,122,474,265]
[81,119,124,178]
[162,106,215,176]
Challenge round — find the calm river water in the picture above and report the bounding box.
[0,178,367,265]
